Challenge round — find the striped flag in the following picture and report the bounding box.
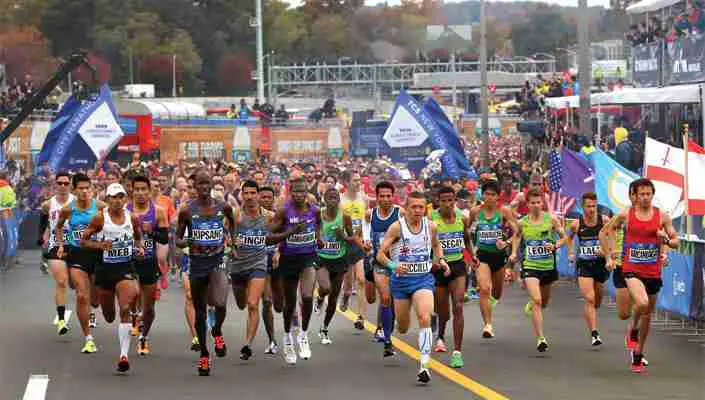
[548,150,576,217]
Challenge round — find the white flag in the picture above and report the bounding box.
[644,137,684,217]
[687,141,705,215]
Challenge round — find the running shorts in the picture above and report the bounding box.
[521,268,558,286]
[433,260,467,287]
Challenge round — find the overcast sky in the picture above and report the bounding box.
[286,0,612,9]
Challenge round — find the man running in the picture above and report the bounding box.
[259,185,280,355]
[340,171,368,330]
[81,183,144,373]
[317,187,362,344]
[230,180,299,360]
[129,175,169,355]
[513,189,568,352]
[176,170,235,376]
[430,186,473,368]
[270,177,321,365]
[55,173,105,354]
[567,192,610,346]
[467,181,519,339]
[602,178,679,373]
[38,172,75,335]
[367,181,404,357]
[377,191,449,384]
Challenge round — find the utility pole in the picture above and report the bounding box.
[255,0,265,103]
[578,0,592,142]
[172,54,177,98]
[480,0,489,167]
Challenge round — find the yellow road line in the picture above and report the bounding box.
[338,308,509,400]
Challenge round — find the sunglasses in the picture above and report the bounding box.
[56,181,70,186]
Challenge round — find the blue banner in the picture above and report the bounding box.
[4,213,17,258]
[0,140,5,170]
[422,97,476,179]
[0,215,7,268]
[588,150,639,214]
[657,252,693,317]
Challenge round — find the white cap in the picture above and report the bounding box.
[106,183,127,197]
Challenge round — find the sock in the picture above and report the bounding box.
[381,305,394,342]
[418,327,432,366]
[57,305,66,321]
[85,335,93,341]
[431,313,438,338]
[119,323,131,358]
[284,332,293,345]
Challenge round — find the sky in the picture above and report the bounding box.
[286,0,612,9]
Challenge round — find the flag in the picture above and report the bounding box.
[589,150,639,214]
[547,149,576,217]
[422,97,476,179]
[687,140,705,215]
[644,137,684,217]
[560,148,595,199]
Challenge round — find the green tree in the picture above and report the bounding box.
[511,7,577,57]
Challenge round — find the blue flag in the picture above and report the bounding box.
[588,150,639,213]
[38,84,123,172]
[422,97,476,179]
[561,149,595,199]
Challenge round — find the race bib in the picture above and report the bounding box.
[439,231,464,255]
[286,230,316,247]
[398,261,432,274]
[319,236,342,255]
[237,229,267,251]
[191,227,224,246]
[525,239,552,261]
[143,238,155,258]
[104,240,134,263]
[627,243,658,264]
[578,239,601,261]
[477,223,503,246]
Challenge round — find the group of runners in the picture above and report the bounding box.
[36,161,679,382]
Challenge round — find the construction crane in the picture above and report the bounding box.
[0,51,97,146]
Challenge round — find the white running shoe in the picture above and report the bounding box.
[265,341,279,355]
[319,329,332,345]
[417,366,431,384]
[298,332,312,360]
[283,337,297,365]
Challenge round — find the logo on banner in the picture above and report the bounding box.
[607,171,633,210]
[383,104,429,148]
[79,101,123,158]
[672,272,686,296]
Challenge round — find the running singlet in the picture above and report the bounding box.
[48,194,75,249]
[230,211,268,273]
[622,207,661,278]
[318,207,347,260]
[576,215,604,263]
[475,209,504,253]
[342,196,366,236]
[520,212,555,271]
[189,201,226,265]
[390,217,432,276]
[431,208,465,263]
[128,202,156,259]
[99,209,134,264]
[67,199,98,248]
[371,207,400,259]
[280,202,317,256]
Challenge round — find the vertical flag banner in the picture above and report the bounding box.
[560,148,595,199]
[589,150,640,214]
[687,140,705,215]
[37,84,124,172]
[547,150,576,217]
[422,97,476,178]
[644,137,684,217]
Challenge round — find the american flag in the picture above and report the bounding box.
[547,150,575,218]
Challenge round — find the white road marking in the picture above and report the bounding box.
[22,374,49,400]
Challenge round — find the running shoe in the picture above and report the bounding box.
[630,350,649,366]
[417,365,431,384]
[81,338,97,354]
[319,329,332,345]
[190,336,200,352]
[354,316,365,330]
[524,301,533,317]
[88,312,97,329]
[340,295,350,312]
[630,352,646,373]
[449,350,464,369]
[625,328,639,351]
[213,335,227,358]
[467,288,480,301]
[482,324,495,339]
[131,321,140,337]
[433,338,447,353]
[591,331,603,347]
[137,337,150,355]
[56,320,70,336]
[373,327,385,343]
[116,356,130,373]
[298,332,311,359]
[264,341,279,355]
[240,344,253,360]
[313,296,322,315]
[537,336,549,352]
[283,340,297,365]
[489,295,498,308]
[383,341,396,358]
[198,356,210,376]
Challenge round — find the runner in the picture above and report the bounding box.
[367,181,404,357]
[514,188,568,352]
[377,191,450,384]
[601,178,679,373]
[81,183,144,373]
[269,177,321,365]
[567,192,610,346]
[259,185,281,355]
[430,186,473,368]
[55,173,105,354]
[317,187,362,344]
[176,170,235,376]
[38,172,75,335]
[230,180,299,360]
[467,181,519,339]
[128,175,169,355]
[340,171,368,331]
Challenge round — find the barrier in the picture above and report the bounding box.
[0,209,20,270]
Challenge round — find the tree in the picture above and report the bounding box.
[306,15,348,62]
[264,0,307,63]
[511,7,577,57]
[39,0,96,56]
[217,52,254,94]
[0,27,56,84]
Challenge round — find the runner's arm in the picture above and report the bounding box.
[54,206,71,250]
[501,207,521,262]
[375,221,400,269]
[132,214,145,256]
[659,211,680,249]
[566,220,578,260]
[175,207,192,249]
[551,216,569,249]
[80,214,106,250]
[600,211,627,264]
[342,214,363,248]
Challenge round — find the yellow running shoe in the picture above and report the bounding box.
[56,320,70,336]
[81,338,97,354]
[524,301,533,316]
[137,337,150,355]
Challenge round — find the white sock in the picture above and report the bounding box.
[85,335,93,341]
[418,327,432,366]
[119,323,131,358]
[284,332,293,345]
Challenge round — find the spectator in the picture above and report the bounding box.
[275,104,290,121]
[238,98,250,119]
[614,119,628,146]
[0,170,17,214]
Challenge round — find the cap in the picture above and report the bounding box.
[106,183,127,197]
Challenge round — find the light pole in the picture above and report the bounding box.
[255,0,264,103]
[172,54,177,98]
[577,0,591,140]
[556,47,578,69]
[480,0,489,167]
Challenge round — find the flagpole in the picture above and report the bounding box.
[642,131,649,176]
[684,130,692,236]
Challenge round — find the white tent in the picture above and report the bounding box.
[544,84,701,109]
[626,0,683,14]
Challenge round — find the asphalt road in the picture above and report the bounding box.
[2,251,703,400]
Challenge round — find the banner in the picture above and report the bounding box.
[687,141,705,215]
[592,60,627,79]
[664,34,705,85]
[349,121,388,157]
[645,137,685,217]
[422,97,476,179]
[589,150,639,214]
[688,240,705,321]
[657,251,693,317]
[37,84,124,172]
[632,42,661,87]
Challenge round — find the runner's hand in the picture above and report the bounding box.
[99,240,113,251]
[504,268,514,282]
[605,255,616,271]
[508,253,517,264]
[545,243,556,253]
[57,245,65,259]
[395,263,408,276]
[496,238,507,250]
[362,240,372,253]
[135,246,145,258]
[440,259,450,277]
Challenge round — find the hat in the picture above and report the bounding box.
[106,183,127,197]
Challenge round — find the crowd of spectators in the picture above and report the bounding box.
[627,0,705,46]
[1,75,60,119]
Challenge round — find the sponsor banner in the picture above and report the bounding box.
[632,42,661,87]
[664,34,705,85]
